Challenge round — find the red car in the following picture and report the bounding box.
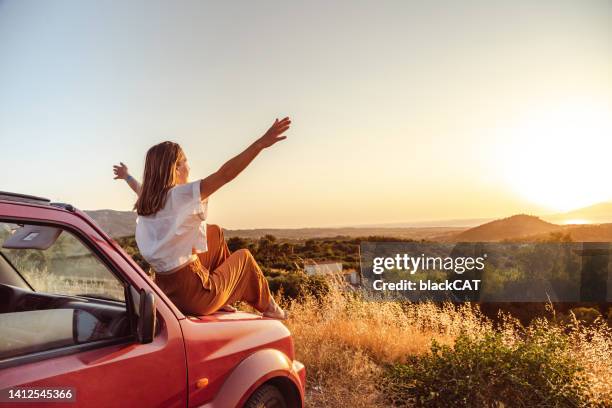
[0,192,305,408]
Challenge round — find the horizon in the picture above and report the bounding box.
[1,1,611,229]
[85,199,612,230]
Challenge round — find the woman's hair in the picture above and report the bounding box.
[135,141,185,216]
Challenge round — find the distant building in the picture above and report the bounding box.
[343,269,360,285]
[304,260,342,275]
[303,260,360,286]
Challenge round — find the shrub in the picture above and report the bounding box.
[267,271,331,301]
[226,236,249,252]
[570,307,603,325]
[116,236,152,276]
[383,324,591,407]
[554,307,604,328]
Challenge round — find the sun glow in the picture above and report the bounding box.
[562,219,591,225]
[499,102,612,212]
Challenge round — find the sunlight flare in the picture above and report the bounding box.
[499,102,612,212]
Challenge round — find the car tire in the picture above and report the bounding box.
[243,384,288,408]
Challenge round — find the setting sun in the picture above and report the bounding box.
[499,102,612,212]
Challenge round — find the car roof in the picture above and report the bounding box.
[0,191,75,212]
[0,191,51,205]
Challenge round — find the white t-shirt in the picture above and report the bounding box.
[135,180,208,273]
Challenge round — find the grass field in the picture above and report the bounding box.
[8,225,608,407]
[282,282,612,407]
[114,233,612,407]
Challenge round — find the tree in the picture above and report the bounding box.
[227,237,248,252]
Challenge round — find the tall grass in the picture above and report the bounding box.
[17,264,125,301]
[282,282,612,407]
[14,262,610,405]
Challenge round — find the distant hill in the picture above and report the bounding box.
[354,202,612,228]
[83,209,466,240]
[452,214,562,242]
[523,223,612,242]
[544,202,612,224]
[84,207,612,242]
[353,217,494,228]
[224,226,464,240]
[85,210,137,238]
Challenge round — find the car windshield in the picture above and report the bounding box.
[0,222,125,302]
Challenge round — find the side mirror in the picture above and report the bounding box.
[137,289,156,344]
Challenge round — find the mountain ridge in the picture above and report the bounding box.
[84,201,612,241]
[452,214,561,242]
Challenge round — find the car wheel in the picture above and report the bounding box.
[244,384,288,408]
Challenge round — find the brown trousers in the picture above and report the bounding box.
[154,224,272,315]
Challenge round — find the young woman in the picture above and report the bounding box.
[112,117,291,319]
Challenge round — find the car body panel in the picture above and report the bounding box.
[0,197,305,408]
[180,313,304,407]
[0,200,189,407]
[0,317,188,407]
[202,349,306,408]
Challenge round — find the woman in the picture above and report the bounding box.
[112,117,291,319]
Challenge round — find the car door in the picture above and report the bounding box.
[0,210,187,408]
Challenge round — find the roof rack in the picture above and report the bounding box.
[0,191,51,205]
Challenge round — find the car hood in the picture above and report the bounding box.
[180,311,294,361]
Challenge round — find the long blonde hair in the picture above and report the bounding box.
[135,141,185,216]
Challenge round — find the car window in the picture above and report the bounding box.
[0,222,124,301]
[0,221,131,361]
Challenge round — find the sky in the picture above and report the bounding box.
[1,0,611,228]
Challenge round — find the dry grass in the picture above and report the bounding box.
[564,316,612,404]
[20,267,125,301]
[281,282,612,408]
[15,266,611,406]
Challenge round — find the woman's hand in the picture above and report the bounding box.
[114,162,142,196]
[113,162,129,180]
[256,117,291,149]
[199,116,292,200]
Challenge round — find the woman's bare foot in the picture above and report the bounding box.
[263,298,288,320]
[219,304,237,312]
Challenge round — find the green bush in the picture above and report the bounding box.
[116,236,152,276]
[226,236,249,252]
[554,307,603,327]
[569,307,602,325]
[267,271,331,301]
[383,325,590,407]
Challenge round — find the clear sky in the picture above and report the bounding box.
[1,0,611,228]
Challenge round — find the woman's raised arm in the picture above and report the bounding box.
[113,162,142,196]
[200,117,291,200]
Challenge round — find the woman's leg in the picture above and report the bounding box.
[188,224,281,316]
[158,247,281,317]
[195,224,238,311]
[207,248,274,313]
[196,224,230,271]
